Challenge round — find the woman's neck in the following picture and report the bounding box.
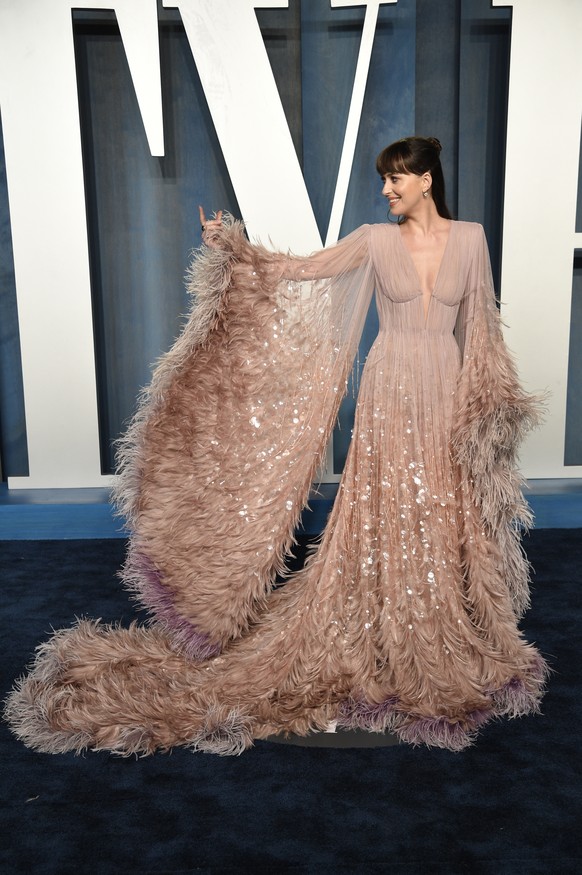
[401,204,449,236]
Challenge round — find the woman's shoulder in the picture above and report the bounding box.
[453,219,486,239]
[368,219,483,232]
[368,221,398,240]
[367,222,400,254]
[367,220,486,246]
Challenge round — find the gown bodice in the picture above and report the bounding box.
[369,221,471,336]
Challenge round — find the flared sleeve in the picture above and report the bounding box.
[113,216,375,658]
[451,225,543,617]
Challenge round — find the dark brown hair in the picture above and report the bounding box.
[376,136,452,220]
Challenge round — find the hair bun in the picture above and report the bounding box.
[426,137,442,153]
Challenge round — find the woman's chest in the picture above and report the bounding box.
[370,223,471,307]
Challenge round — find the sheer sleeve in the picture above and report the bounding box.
[453,225,496,360]
[453,279,476,363]
[276,224,370,281]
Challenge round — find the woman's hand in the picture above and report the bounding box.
[199,205,223,247]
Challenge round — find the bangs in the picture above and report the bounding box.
[376,141,412,177]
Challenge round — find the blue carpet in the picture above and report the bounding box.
[1,531,580,874]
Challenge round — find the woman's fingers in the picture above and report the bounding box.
[199,206,223,247]
[198,206,223,231]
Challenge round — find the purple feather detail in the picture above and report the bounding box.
[488,655,549,718]
[466,707,493,728]
[489,675,542,717]
[124,550,222,661]
[396,716,477,752]
[337,695,399,732]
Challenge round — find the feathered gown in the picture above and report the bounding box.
[5,218,548,754]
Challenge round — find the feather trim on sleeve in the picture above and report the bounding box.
[451,226,543,617]
[112,217,374,657]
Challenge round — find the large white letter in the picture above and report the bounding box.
[1,0,394,487]
[0,0,163,488]
[493,0,582,477]
[165,0,396,252]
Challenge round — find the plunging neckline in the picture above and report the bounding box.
[396,220,454,323]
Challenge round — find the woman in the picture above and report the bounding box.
[6,137,547,754]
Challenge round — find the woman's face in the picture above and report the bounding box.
[381,170,428,217]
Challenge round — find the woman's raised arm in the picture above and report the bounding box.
[198,206,370,282]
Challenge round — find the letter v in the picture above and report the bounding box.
[164,0,396,252]
[0,0,163,488]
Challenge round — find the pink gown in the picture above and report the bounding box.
[6,218,547,754]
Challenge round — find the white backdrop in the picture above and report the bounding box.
[0,0,580,488]
[493,0,582,478]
